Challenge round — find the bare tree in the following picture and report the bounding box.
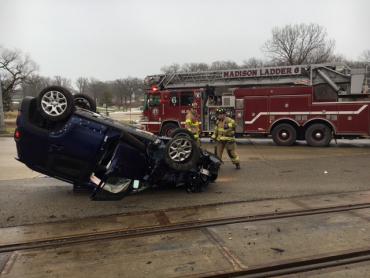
[112,79,129,110]
[75,77,89,94]
[263,23,335,65]
[241,58,267,68]
[360,50,370,62]
[0,47,38,111]
[161,62,210,73]
[125,77,144,104]
[210,60,239,70]
[21,74,51,97]
[160,63,181,73]
[52,75,72,90]
[0,81,4,132]
[87,78,107,106]
[101,90,113,106]
[181,63,209,72]
[112,77,144,110]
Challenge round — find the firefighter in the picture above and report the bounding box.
[185,103,201,145]
[212,108,240,169]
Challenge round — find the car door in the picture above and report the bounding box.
[47,116,108,181]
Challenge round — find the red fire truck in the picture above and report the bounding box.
[142,63,369,146]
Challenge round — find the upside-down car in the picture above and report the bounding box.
[14,86,221,200]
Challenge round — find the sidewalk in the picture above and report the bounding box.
[0,138,41,180]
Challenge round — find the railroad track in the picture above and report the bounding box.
[1,201,370,254]
[201,248,370,277]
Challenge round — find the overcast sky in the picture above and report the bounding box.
[0,0,369,81]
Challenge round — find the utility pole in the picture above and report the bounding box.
[0,78,6,133]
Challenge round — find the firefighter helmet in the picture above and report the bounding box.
[216,108,226,115]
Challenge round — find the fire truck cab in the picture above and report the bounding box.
[142,63,370,147]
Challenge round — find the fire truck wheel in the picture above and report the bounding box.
[170,128,195,140]
[161,123,179,137]
[37,86,75,122]
[272,123,297,146]
[305,123,332,147]
[164,136,200,171]
[73,94,97,112]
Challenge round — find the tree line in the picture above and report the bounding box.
[0,59,145,112]
[0,48,145,111]
[21,75,145,110]
[1,23,370,111]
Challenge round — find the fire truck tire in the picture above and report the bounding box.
[305,123,332,147]
[161,123,179,137]
[164,136,200,171]
[170,128,195,140]
[272,123,297,146]
[73,94,97,112]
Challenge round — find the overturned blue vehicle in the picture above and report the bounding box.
[14,86,221,200]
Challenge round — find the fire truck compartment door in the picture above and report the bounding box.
[244,96,269,133]
[161,91,181,121]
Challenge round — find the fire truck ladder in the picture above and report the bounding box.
[146,65,310,89]
[145,63,366,95]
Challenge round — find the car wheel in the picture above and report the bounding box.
[164,136,200,171]
[305,123,332,147]
[37,86,75,121]
[170,128,195,140]
[272,123,297,146]
[73,94,97,112]
[161,123,178,136]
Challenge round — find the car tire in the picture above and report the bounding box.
[161,123,178,136]
[164,136,200,171]
[37,86,75,122]
[305,123,332,147]
[272,123,297,146]
[170,128,195,140]
[73,94,97,112]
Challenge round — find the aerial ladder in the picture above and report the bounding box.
[145,63,369,97]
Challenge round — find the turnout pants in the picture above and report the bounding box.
[215,141,240,165]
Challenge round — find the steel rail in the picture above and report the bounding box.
[200,247,370,278]
[1,202,370,253]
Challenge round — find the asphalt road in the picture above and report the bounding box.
[1,137,370,228]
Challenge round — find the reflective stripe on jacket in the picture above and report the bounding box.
[185,118,200,139]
